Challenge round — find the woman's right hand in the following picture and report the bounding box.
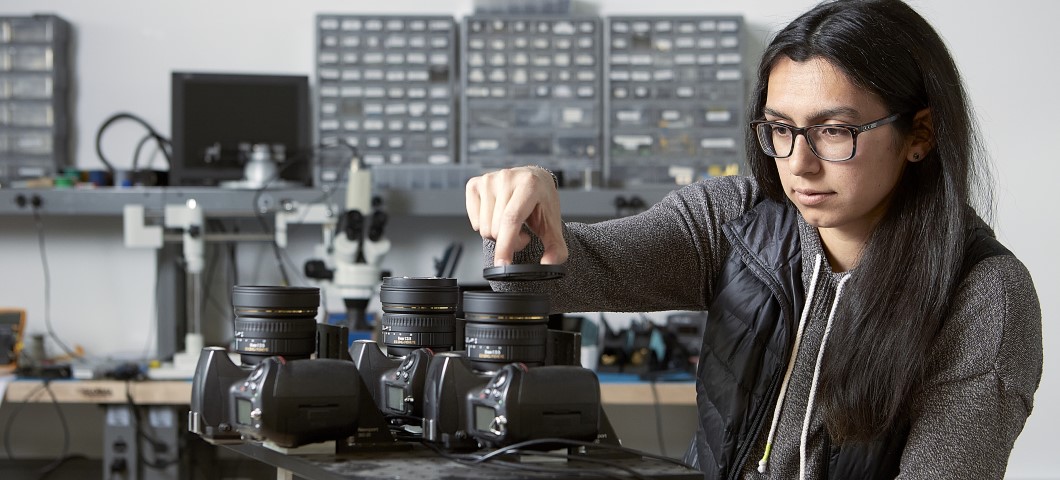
[465,166,568,267]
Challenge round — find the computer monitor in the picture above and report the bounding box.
[170,71,311,187]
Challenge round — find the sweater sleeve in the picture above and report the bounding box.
[896,255,1043,479]
[484,175,763,314]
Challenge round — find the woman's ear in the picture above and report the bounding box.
[907,108,934,162]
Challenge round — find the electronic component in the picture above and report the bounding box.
[315,15,458,186]
[461,16,603,187]
[605,16,745,186]
[0,15,71,186]
[0,308,26,367]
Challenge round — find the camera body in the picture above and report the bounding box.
[349,339,401,408]
[229,357,362,448]
[349,339,437,419]
[190,285,389,448]
[467,364,601,448]
[422,352,493,450]
[380,348,435,418]
[188,347,254,444]
[419,290,599,451]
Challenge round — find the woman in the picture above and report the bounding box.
[464,0,1042,479]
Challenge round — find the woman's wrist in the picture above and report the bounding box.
[529,165,559,189]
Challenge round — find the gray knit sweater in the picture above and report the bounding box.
[487,175,1042,478]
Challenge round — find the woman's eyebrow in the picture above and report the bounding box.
[763,106,862,123]
[762,107,790,121]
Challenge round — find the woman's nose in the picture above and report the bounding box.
[785,134,821,176]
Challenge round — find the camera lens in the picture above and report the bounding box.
[231,286,320,365]
[462,291,549,372]
[379,277,458,357]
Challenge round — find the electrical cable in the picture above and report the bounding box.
[2,384,47,460]
[423,437,697,479]
[250,141,361,286]
[420,441,618,479]
[0,381,77,479]
[125,387,180,470]
[201,222,229,321]
[314,138,360,206]
[139,249,164,362]
[250,153,308,286]
[33,382,76,480]
[649,376,668,457]
[95,112,172,173]
[36,454,87,480]
[42,382,70,460]
[384,413,424,424]
[131,131,172,172]
[32,208,81,360]
[473,438,695,470]
[384,413,425,441]
[502,449,649,479]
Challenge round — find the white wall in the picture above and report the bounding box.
[0,1,1056,477]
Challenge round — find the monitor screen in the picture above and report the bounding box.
[170,71,311,186]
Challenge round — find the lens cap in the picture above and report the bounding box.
[482,264,566,282]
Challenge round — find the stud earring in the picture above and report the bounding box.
[912,152,921,161]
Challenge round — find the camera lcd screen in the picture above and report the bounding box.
[386,385,406,412]
[236,399,254,426]
[475,405,497,433]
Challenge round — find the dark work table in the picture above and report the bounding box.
[224,441,703,480]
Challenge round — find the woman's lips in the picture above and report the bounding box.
[793,189,834,206]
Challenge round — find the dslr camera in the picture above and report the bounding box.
[189,286,392,448]
[422,290,603,451]
[349,276,460,419]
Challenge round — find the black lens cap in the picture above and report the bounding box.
[482,264,566,282]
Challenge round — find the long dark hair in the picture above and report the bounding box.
[747,0,991,442]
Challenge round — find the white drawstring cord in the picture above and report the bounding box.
[757,254,823,474]
[798,273,851,480]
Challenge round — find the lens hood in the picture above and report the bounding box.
[462,291,550,321]
[380,277,459,313]
[232,285,320,314]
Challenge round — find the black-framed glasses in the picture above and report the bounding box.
[750,112,904,162]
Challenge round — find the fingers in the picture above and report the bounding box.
[526,189,568,265]
[465,176,481,232]
[538,220,569,265]
[490,187,512,244]
[465,167,565,266]
[494,182,538,265]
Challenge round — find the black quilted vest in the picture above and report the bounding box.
[683,200,1010,479]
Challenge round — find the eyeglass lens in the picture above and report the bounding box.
[755,123,855,161]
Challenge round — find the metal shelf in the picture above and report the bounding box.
[0,186,674,218]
